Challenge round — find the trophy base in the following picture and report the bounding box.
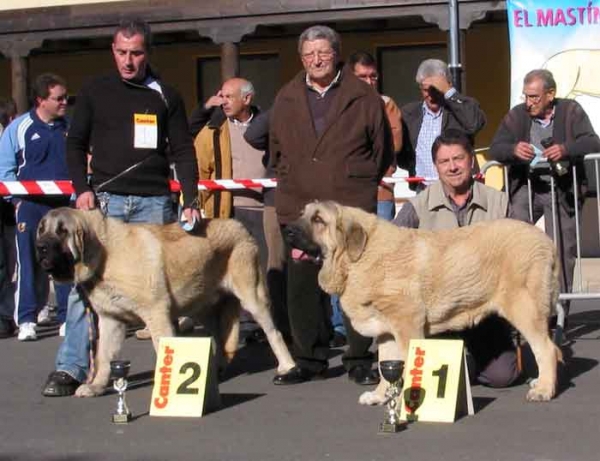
[112,412,132,424]
[378,421,407,434]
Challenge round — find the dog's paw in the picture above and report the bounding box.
[526,387,553,402]
[74,383,105,398]
[358,390,386,406]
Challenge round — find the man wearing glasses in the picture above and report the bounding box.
[0,73,73,341]
[490,69,600,294]
[269,25,392,385]
[399,59,486,188]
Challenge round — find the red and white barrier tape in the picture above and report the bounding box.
[0,176,446,196]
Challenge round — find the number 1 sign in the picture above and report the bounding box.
[150,337,221,417]
[399,339,474,423]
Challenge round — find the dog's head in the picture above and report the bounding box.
[36,208,105,283]
[285,201,368,264]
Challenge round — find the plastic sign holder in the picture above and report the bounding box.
[399,338,474,423]
[149,337,221,417]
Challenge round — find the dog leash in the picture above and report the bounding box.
[94,153,158,193]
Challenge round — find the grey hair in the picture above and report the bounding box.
[415,59,451,84]
[240,80,255,99]
[524,69,557,91]
[297,25,341,55]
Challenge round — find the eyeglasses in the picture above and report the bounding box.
[357,74,378,82]
[48,95,68,103]
[521,93,544,103]
[301,50,335,62]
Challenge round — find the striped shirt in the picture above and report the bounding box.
[415,103,443,181]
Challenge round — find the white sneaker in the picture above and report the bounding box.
[59,323,66,337]
[18,322,37,341]
[37,305,56,325]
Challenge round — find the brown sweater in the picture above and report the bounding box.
[269,67,393,224]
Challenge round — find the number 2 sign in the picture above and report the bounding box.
[150,337,221,417]
[399,339,473,423]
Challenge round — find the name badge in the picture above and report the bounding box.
[134,113,158,149]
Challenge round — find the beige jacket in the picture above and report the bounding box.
[410,180,508,230]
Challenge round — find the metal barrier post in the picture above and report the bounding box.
[572,164,583,293]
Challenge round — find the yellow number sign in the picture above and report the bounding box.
[399,339,473,423]
[149,337,220,417]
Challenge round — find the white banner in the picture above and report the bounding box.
[507,0,600,132]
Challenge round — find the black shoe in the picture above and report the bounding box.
[348,365,380,386]
[329,331,347,348]
[273,366,326,385]
[0,317,15,339]
[42,371,81,397]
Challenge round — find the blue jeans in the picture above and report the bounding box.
[330,294,346,337]
[55,193,175,382]
[377,200,395,221]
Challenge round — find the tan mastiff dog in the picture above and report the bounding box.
[285,201,562,404]
[36,208,295,397]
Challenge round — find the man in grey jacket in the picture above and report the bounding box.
[489,69,600,293]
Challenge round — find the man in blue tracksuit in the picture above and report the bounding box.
[0,73,72,341]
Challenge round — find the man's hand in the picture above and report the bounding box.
[421,75,452,96]
[182,207,201,225]
[75,191,96,210]
[543,143,567,162]
[204,91,224,110]
[514,142,535,162]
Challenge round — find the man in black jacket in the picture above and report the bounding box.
[399,59,486,187]
[489,69,600,294]
[42,19,200,397]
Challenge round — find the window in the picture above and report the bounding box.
[378,44,447,107]
[196,53,280,111]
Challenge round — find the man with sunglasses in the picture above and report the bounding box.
[0,73,72,341]
[490,69,600,294]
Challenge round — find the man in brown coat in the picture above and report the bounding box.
[269,25,392,385]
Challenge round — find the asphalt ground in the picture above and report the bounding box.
[1,299,599,461]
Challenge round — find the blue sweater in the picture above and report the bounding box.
[0,109,70,204]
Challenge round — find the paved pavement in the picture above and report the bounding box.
[1,298,599,461]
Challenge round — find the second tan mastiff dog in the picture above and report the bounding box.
[36,208,295,397]
[285,201,562,404]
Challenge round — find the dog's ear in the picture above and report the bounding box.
[344,217,367,262]
[68,227,84,262]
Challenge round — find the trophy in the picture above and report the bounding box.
[378,360,407,434]
[110,360,132,424]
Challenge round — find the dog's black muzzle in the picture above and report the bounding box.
[36,237,75,282]
[284,223,323,263]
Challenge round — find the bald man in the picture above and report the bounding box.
[193,78,272,337]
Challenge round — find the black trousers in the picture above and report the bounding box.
[282,226,373,373]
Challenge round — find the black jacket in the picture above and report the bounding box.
[67,73,199,207]
[489,99,600,213]
[399,92,486,177]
